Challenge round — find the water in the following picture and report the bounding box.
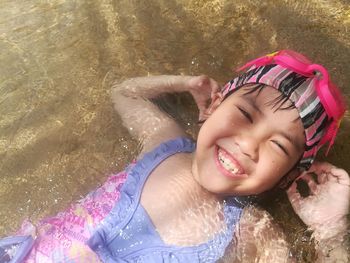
[0,0,349,261]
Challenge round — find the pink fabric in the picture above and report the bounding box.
[17,171,128,263]
[294,79,316,107]
[304,112,328,144]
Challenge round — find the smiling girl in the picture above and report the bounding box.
[1,50,349,263]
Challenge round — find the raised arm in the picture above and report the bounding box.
[111,75,220,154]
[287,162,349,263]
[219,205,293,263]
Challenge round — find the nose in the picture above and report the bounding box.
[238,134,259,162]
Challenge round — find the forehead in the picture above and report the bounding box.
[223,84,305,146]
[232,84,294,109]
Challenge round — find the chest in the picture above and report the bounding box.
[139,153,226,246]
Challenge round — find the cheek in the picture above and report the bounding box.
[270,161,288,176]
[254,159,289,190]
[198,121,227,146]
[248,175,282,194]
[261,147,295,173]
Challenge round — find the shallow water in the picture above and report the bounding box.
[0,0,349,261]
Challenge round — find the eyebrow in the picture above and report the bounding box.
[278,130,303,153]
[241,95,264,116]
[241,93,303,153]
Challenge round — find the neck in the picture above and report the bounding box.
[178,153,222,206]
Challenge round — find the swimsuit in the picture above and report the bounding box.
[1,137,245,263]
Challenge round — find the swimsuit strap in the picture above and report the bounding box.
[88,137,195,248]
[0,235,34,263]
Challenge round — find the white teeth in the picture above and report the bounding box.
[218,150,239,174]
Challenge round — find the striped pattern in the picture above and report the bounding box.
[222,64,330,170]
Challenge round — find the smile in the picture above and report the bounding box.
[214,146,247,179]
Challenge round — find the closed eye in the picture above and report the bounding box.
[271,140,289,156]
[238,107,253,123]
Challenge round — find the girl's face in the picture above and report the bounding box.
[193,85,305,196]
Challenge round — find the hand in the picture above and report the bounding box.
[187,75,221,122]
[286,162,350,240]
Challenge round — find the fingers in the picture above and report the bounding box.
[310,162,350,186]
[286,181,302,210]
[299,173,318,194]
[286,180,297,198]
[330,167,350,185]
[308,161,335,174]
[288,172,320,199]
[210,79,221,94]
[307,161,350,185]
[317,172,328,184]
[190,75,222,123]
[326,171,339,183]
[195,75,220,93]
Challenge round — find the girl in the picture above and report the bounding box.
[1,50,349,262]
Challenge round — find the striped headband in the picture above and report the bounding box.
[221,50,346,170]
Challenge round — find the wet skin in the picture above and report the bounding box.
[193,85,305,196]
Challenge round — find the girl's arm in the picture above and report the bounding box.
[314,232,348,263]
[219,206,293,263]
[112,75,220,154]
[287,162,350,262]
[221,162,349,263]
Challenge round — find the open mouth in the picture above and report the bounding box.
[214,146,247,179]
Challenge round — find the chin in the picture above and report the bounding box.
[208,183,269,197]
[196,178,229,195]
[199,180,242,196]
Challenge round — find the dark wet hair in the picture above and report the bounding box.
[223,83,296,112]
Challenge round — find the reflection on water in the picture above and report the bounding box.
[0,0,349,261]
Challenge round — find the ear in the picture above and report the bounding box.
[201,92,224,121]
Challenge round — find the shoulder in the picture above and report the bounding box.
[137,136,196,159]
